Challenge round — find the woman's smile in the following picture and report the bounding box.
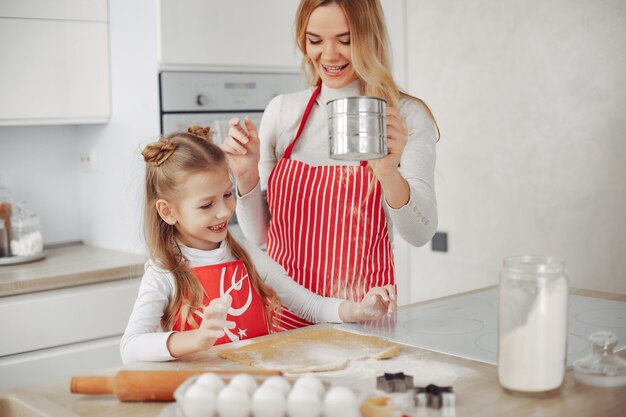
[321,63,350,76]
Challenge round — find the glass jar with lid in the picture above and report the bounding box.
[0,220,8,257]
[498,255,569,396]
[10,201,43,257]
[0,183,12,257]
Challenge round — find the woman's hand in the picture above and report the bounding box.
[339,285,397,322]
[368,106,411,208]
[194,296,235,350]
[221,117,261,195]
[368,106,408,179]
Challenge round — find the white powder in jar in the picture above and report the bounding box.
[498,277,568,392]
[11,231,43,257]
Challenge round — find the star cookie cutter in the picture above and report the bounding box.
[376,372,414,393]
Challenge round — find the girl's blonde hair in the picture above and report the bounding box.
[295,0,440,139]
[141,126,280,331]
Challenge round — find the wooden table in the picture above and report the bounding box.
[1,288,625,417]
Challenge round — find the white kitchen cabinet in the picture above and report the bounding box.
[0,278,140,391]
[158,0,404,74]
[0,0,107,21]
[158,0,302,70]
[0,0,110,126]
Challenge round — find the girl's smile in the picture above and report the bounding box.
[208,222,228,233]
[169,168,236,251]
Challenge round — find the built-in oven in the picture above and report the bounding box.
[159,71,305,140]
[159,71,305,237]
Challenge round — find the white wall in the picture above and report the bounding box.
[0,126,82,244]
[77,0,159,255]
[405,0,626,299]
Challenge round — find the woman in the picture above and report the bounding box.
[222,0,438,331]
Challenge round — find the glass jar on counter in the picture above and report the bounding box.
[0,220,8,257]
[497,255,569,397]
[0,184,12,257]
[10,201,43,257]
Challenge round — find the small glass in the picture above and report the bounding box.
[573,331,626,387]
[498,255,569,397]
[0,184,12,257]
[10,201,43,257]
[0,221,8,257]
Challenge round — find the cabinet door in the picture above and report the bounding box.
[0,336,122,391]
[0,279,140,357]
[0,0,107,21]
[159,0,301,69]
[0,18,110,125]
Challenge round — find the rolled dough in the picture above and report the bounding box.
[218,328,401,373]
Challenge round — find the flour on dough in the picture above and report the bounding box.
[218,328,401,373]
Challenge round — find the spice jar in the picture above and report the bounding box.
[0,220,8,257]
[10,201,43,257]
[0,183,12,257]
[497,255,569,396]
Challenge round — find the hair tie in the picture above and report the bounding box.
[144,140,177,167]
[188,125,213,143]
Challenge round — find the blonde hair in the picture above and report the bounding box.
[141,126,280,331]
[295,0,440,139]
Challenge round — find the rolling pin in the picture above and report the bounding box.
[70,369,281,402]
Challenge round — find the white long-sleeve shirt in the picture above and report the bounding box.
[237,80,438,248]
[120,237,344,364]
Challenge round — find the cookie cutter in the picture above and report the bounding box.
[376,372,414,393]
[415,384,455,409]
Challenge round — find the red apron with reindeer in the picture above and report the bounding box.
[173,260,269,345]
[266,85,395,332]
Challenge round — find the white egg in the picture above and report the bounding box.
[217,386,251,417]
[229,373,259,396]
[286,387,321,417]
[195,373,225,393]
[251,385,286,417]
[261,376,292,396]
[293,376,325,398]
[180,382,216,417]
[323,386,357,417]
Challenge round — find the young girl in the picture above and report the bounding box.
[120,126,396,364]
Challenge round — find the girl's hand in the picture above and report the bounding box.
[195,296,235,350]
[166,295,235,358]
[339,285,397,322]
[221,117,261,195]
[369,106,408,179]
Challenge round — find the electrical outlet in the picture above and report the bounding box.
[431,231,448,252]
[80,150,98,172]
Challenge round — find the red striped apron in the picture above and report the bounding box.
[266,85,395,331]
[173,260,270,345]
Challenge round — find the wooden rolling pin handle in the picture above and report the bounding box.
[70,375,114,395]
[71,369,283,402]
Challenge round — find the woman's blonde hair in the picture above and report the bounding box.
[295,0,439,139]
[141,126,280,331]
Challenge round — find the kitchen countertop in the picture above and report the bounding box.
[0,288,624,417]
[0,244,146,297]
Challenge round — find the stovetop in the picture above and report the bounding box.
[338,288,626,366]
